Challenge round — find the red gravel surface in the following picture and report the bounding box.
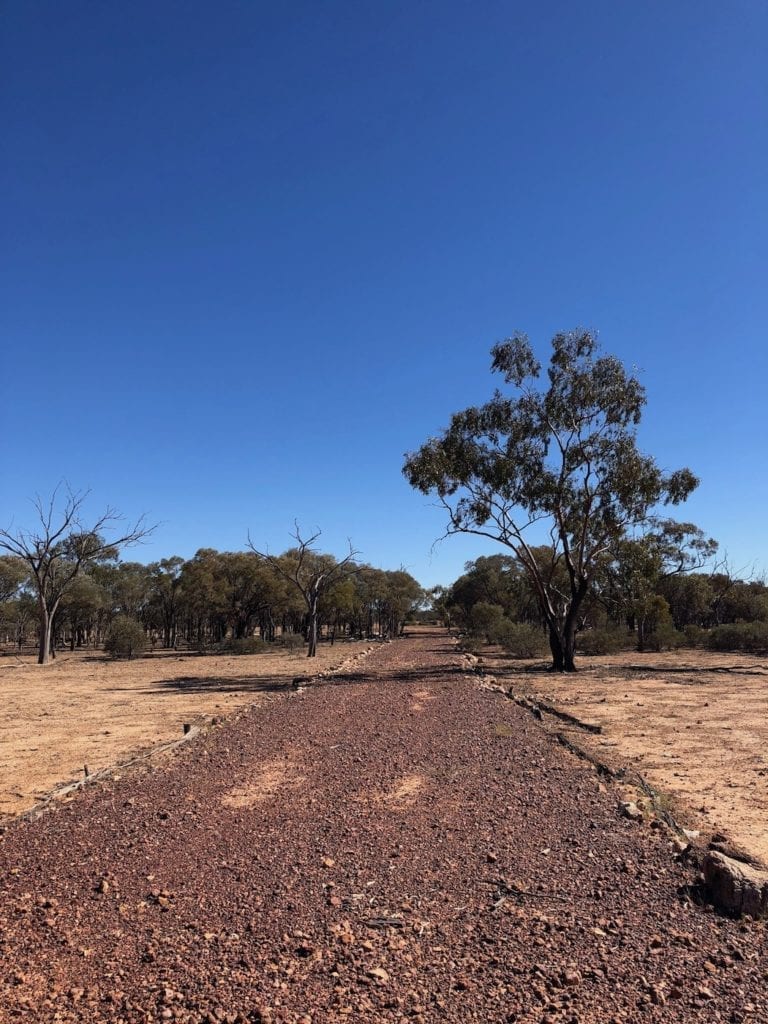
[1,630,766,1024]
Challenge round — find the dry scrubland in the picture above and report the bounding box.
[0,640,372,820]
[478,645,768,864]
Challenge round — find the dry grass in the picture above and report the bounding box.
[0,640,371,818]
[479,644,768,863]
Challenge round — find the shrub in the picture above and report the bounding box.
[225,636,269,655]
[496,621,549,658]
[468,602,506,644]
[278,632,305,654]
[644,624,685,652]
[683,624,707,648]
[577,628,627,656]
[105,615,146,660]
[460,635,484,655]
[708,622,768,654]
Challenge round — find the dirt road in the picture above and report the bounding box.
[0,631,765,1023]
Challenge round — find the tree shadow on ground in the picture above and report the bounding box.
[134,662,472,696]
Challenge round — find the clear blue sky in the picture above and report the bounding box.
[2,1,766,588]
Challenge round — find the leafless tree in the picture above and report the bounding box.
[0,486,153,664]
[248,524,359,657]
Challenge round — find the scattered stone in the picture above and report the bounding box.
[367,968,390,983]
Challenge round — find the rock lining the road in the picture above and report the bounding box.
[703,851,768,919]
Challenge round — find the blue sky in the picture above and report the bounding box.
[2,1,766,588]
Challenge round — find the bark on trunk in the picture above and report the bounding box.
[38,615,52,665]
[307,596,319,657]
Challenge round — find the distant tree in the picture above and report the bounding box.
[146,557,185,648]
[92,561,153,623]
[404,330,703,671]
[59,573,107,650]
[0,555,28,604]
[602,522,716,646]
[377,569,424,637]
[248,526,359,657]
[0,487,152,664]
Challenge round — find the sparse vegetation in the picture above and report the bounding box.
[223,637,270,655]
[577,628,627,656]
[0,503,424,661]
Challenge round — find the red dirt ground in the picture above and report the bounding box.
[0,630,766,1023]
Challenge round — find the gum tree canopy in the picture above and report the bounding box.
[403,330,702,671]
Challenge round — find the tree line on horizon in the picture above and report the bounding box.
[0,496,424,663]
[429,551,768,658]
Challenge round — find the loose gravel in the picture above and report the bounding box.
[1,630,766,1023]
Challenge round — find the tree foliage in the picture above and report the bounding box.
[404,330,705,670]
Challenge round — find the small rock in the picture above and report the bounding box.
[619,801,643,821]
[367,967,390,983]
[650,986,666,1006]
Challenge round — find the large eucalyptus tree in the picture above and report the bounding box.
[403,330,702,671]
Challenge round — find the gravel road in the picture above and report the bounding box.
[1,629,765,1023]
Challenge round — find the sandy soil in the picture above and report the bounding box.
[478,646,768,864]
[0,640,373,819]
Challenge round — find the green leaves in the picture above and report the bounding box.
[403,328,709,671]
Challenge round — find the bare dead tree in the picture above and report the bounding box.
[0,486,154,664]
[248,523,359,657]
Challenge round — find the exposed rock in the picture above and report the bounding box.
[619,801,643,821]
[703,850,768,918]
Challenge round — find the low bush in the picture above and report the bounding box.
[496,621,549,659]
[278,632,305,653]
[460,635,484,655]
[577,628,627,656]
[468,602,506,644]
[225,636,270,655]
[683,624,707,648]
[708,622,768,654]
[105,615,146,660]
[643,624,685,652]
